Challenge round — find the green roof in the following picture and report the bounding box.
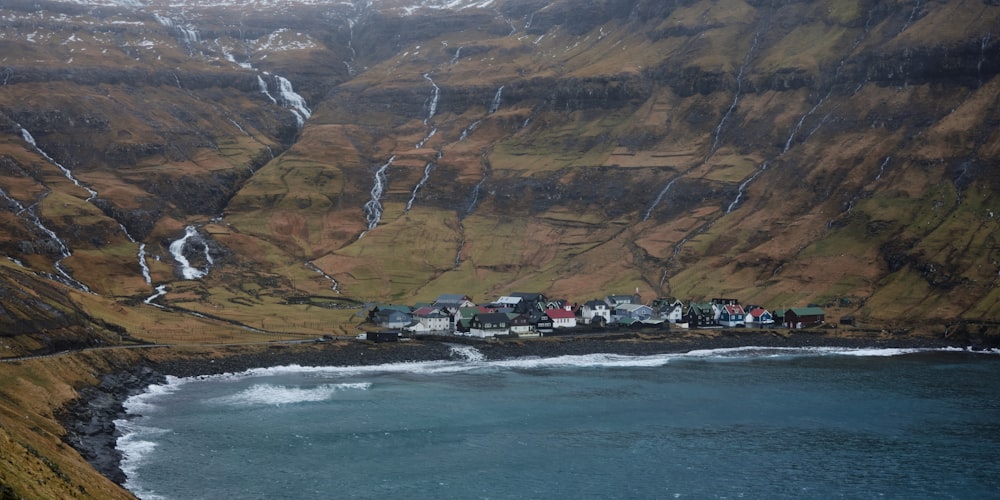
[688,302,713,314]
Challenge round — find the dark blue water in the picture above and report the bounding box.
[118,347,1000,499]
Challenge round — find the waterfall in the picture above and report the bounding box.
[22,125,156,286]
[647,17,767,221]
[17,127,101,290]
[258,75,277,104]
[405,161,436,212]
[138,243,152,285]
[229,118,274,162]
[709,28,761,159]
[144,284,167,307]
[177,26,198,45]
[20,127,97,200]
[0,188,89,291]
[228,119,248,135]
[415,128,437,149]
[642,176,681,221]
[454,236,465,268]
[459,120,480,142]
[169,226,212,280]
[980,32,992,86]
[784,3,879,154]
[489,85,504,114]
[874,156,891,182]
[305,261,341,294]
[344,20,358,76]
[900,0,923,33]
[725,162,769,214]
[118,222,153,286]
[152,13,172,27]
[152,14,198,46]
[275,75,311,127]
[450,46,463,65]
[465,156,490,217]
[423,73,440,125]
[361,156,395,237]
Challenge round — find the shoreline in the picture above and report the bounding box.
[59,329,985,490]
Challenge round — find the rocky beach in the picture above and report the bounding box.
[57,327,984,488]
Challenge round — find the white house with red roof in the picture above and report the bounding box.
[407,307,451,333]
[545,308,577,328]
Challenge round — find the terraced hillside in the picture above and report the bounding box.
[0,0,997,348]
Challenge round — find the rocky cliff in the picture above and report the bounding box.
[0,0,997,346]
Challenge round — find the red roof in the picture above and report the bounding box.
[545,309,575,320]
[724,304,745,315]
[749,308,769,318]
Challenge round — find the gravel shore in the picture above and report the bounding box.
[59,329,973,487]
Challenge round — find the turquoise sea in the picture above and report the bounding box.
[117,346,1000,499]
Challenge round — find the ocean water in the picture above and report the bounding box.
[117,346,1000,499]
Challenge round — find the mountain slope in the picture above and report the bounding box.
[0,0,997,343]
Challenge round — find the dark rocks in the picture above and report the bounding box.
[60,366,166,485]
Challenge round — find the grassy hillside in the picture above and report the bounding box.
[0,0,996,343]
[0,1,998,497]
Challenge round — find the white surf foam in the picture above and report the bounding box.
[492,352,676,370]
[681,345,950,359]
[217,360,485,379]
[449,344,485,361]
[123,376,187,415]
[115,421,170,500]
[212,382,371,407]
[155,346,977,388]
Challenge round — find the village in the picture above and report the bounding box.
[363,291,830,341]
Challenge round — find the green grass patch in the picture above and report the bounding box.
[703,156,759,183]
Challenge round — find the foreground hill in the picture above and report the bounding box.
[0,0,997,348]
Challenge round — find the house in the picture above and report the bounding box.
[581,299,612,325]
[652,298,685,323]
[545,308,577,328]
[406,307,451,333]
[371,305,413,329]
[785,307,826,329]
[605,294,637,307]
[507,313,537,337]
[511,292,547,313]
[454,306,492,332]
[432,294,475,314]
[469,312,511,337]
[531,313,554,335]
[454,306,478,333]
[718,304,746,327]
[615,303,654,322]
[686,302,719,328]
[495,296,524,310]
[745,306,774,326]
[545,299,571,311]
[710,299,739,322]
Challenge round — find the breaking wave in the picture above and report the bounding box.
[211,382,371,407]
